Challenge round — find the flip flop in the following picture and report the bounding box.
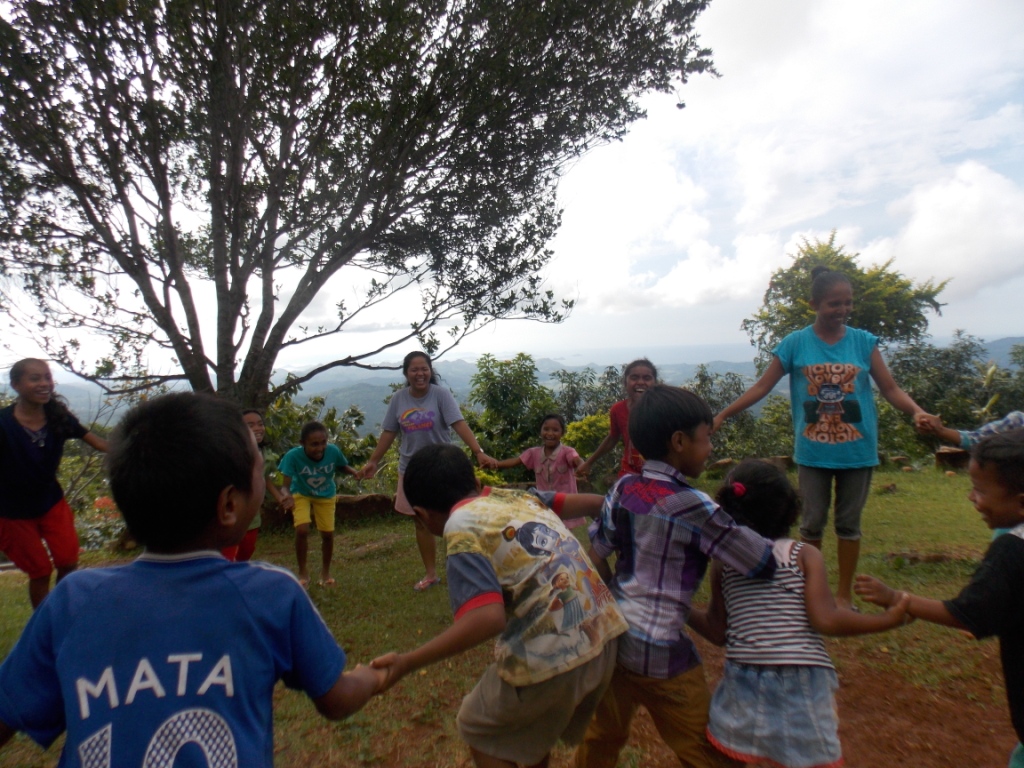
[318,577,336,588]
[413,576,441,592]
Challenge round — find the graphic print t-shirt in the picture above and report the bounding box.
[279,444,349,498]
[444,488,627,686]
[774,325,879,469]
[382,385,465,473]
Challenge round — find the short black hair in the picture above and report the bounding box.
[107,392,256,551]
[300,420,327,443]
[716,459,800,540]
[972,430,1024,495]
[404,444,477,513]
[540,413,566,431]
[629,385,712,460]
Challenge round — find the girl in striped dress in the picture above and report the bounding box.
[695,460,911,768]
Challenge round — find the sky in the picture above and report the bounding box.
[423,0,1024,366]
[3,0,1024,379]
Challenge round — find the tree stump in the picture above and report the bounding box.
[934,446,970,470]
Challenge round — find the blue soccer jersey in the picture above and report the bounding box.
[0,552,346,767]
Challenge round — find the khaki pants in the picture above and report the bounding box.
[575,663,739,768]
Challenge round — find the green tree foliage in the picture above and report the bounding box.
[0,0,716,405]
[888,332,1024,434]
[469,353,556,478]
[550,365,621,422]
[564,412,616,491]
[741,232,947,372]
[687,366,793,461]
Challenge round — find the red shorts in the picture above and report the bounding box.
[0,498,80,579]
[220,527,259,562]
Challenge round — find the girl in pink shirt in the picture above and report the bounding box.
[494,414,586,527]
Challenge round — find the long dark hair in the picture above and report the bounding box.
[10,358,78,438]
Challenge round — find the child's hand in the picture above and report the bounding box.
[883,590,914,627]
[854,574,896,607]
[279,492,295,512]
[350,663,389,695]
[575,461,591,479]
[915,413,943,435]
[711,414,725,434]
[369,652,408,693]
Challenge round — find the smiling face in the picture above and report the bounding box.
[404,354,433,396]
[968,459,1024,530]
[810,282,854,334]
[12,360,54,407]
[540,418,564,448]
[625,365,656,402]
[301,429,329,462]
[242,412,266,445]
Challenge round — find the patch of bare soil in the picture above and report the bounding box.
[543,635,1015,768]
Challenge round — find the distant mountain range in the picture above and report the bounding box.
[37,335,1024,433]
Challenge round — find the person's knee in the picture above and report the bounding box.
[295,524,311,537]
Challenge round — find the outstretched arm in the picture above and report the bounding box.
[801,545,910,635]
[83,431,109,452]
[577,432,618,477]
[712,357,786,433]
[356,430,398,479]
[855,575,965,628]
[869,349,927,425]
[451,420,496,469]
[492,456,524,470]
[915,413,962,445]
[314,665,388,720]
[370,603,506,693]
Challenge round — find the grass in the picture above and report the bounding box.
[0,465,1000,766]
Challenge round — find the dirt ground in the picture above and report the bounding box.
[565,634,1016,768]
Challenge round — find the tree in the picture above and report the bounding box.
[550,365,621,423]
[468,353,556,475]
[0,0,716,406]
[741,233,947,372]
[889,332,1024,433]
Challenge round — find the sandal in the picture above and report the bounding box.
[413,576,441,592]
[318,577,336,588]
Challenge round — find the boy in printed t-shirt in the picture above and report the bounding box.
[278,420,358,587]
[371,443,628,768]
[0,392,382,766]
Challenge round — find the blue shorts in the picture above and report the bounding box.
[707,662,842,768]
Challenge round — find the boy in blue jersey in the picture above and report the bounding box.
[0,392,382,767]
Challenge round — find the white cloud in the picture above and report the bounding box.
[879,162,1024,297]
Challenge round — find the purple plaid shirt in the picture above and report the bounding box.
[590,460,774,679]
